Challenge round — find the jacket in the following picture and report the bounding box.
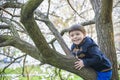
[71,37,112,71]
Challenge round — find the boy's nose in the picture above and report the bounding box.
[73,35,77,38]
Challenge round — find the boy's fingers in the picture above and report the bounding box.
[74,60,81,64]
[74,63,80,67]
[75,65,80,69]
[75,65,82,70]
[74,61,79,64]
[78,66,82,70]
[74,63,81,69]
[74,59,83,70]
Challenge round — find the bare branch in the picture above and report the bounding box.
[0,53,15,59]
[113,1,120,8]
[0,17,20,37]
[0,35,42,62]
[67,0,85,19]
[0,25,10,29]
[0,54,26,74]
[80,18,95,26]
[0,7,20,17]
[46,0,51,18]
[22,54,27,77]
[10,18,27,33]
[0,2,23,10]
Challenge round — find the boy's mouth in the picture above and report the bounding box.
[73,39,81,42]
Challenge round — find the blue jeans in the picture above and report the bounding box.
[97,70,112,80]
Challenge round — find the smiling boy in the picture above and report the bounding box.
[69,24,112,80]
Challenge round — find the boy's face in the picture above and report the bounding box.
[69,30,86,45]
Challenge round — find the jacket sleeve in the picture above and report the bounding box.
[82,46,103,66]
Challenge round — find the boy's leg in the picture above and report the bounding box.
[97,70,112,80]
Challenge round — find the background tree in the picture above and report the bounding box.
[90,0,119,79]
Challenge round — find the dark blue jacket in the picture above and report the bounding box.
[71,37,112,71]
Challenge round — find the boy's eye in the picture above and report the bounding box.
[76,33,80,35]
[70,34,74,37]
[70,33,80,37]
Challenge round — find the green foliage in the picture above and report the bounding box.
[19,76,42,80]
[0,65,84,80]
[119,70,120,79]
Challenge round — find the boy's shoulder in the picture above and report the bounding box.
[82,37,98,50]
[84,37,96,45]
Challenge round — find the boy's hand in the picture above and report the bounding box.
[74,59,84,70]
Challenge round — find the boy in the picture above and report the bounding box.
[68,24,112,80]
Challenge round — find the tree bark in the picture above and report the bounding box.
[0,35,42,61]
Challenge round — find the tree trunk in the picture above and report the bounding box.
[90,0,119,79]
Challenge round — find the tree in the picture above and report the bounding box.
[0,0,119,80]
[90,0,119,79]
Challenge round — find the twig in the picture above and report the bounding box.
[0,54,26,74]
[22,54,27,77]
[0,7,20,17]
[0,53,15,59]
[46,0,51,18]
[67,0,85,19]
[0,25,10,29]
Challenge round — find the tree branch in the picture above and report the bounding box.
[0,2,22,10]
[0,17,19,37]
[0,35,43,62]
[0,25,10,29]
[46,0,51,18]
[113,1,120,8]
[0,7,20,17]
[35,10,71,55]
[0,54,26,74]
[67,0,85,19]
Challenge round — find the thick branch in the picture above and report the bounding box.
[35,10,71,55]
[0,25,10,29]
[0,35,42,62]
[89,0,101,14]
[0,2,22,10]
